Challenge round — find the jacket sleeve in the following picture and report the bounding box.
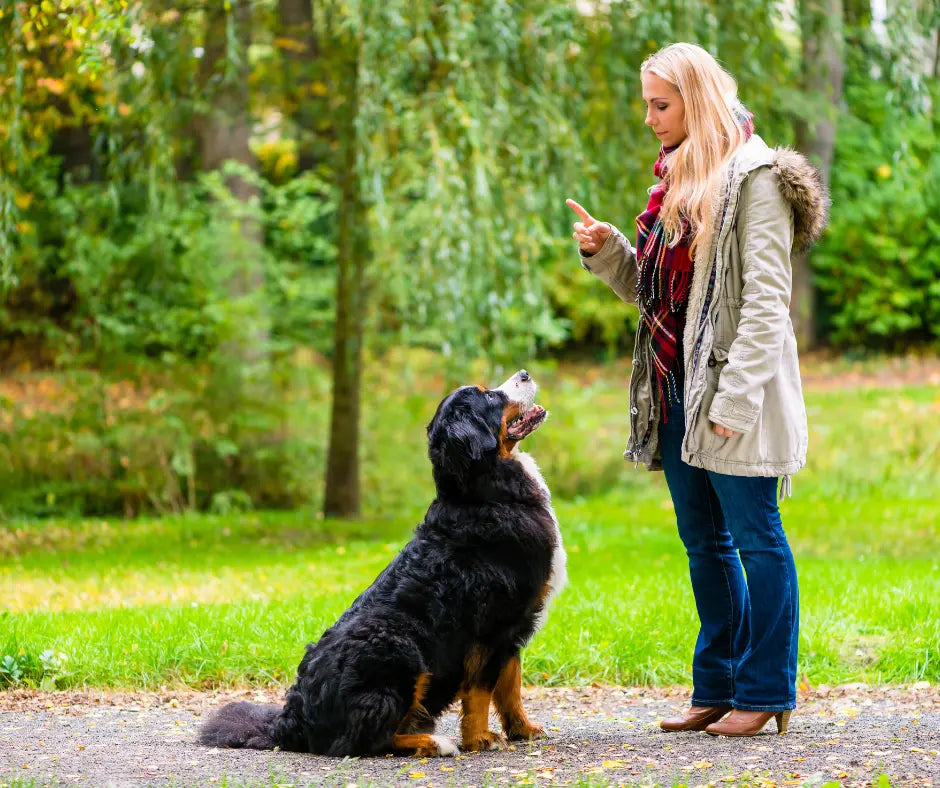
[708,166,794,433]
[578,224,638,305]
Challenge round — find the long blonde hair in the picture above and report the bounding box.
[641,43,750,257]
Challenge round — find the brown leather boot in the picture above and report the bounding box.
[659,705,732,732]
[705,708,792,736]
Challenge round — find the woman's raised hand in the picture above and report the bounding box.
[566,198,612,254]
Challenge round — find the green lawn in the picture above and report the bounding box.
[2,369,938,690]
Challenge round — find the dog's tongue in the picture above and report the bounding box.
[508,405,547,440]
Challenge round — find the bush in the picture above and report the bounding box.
[812,66,940,349]
[0,359,329,518]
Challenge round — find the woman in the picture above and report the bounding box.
[567,43,827,736]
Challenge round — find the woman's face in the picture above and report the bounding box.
[641,71,686,147]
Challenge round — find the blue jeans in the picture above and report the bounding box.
[659,393,799,711]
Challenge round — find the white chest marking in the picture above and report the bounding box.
[513,450,567,636]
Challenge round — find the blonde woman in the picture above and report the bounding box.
[567,43,827,736]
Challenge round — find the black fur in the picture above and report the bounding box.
[199,385,557,756]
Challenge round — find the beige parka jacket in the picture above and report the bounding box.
[580,134,828,483]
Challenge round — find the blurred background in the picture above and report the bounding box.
[0,0,937,520]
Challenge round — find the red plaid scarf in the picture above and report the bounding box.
[636,109,754,418]
[636,146,692,417]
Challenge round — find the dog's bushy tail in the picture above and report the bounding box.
[198,701,287,750]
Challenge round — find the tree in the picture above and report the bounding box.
[793,0,845,348]
[322,26,369,518]
[196,0,271,375]
[277,0,320,172]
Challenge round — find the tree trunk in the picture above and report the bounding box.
[197,0,270,370]
[277,0,322,172]
[793,0,845,349]
[323,45,368,519]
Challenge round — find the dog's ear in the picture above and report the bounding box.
[428,413,497,472]
[445,417,498,463]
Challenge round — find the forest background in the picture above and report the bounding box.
[0,0,938,520]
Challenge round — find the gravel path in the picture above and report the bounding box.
[2,684,938,787]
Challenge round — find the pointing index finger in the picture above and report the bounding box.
[566,198,594,226]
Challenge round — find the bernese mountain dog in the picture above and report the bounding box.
[199,369,566,757]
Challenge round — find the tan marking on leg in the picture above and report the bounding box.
[493,656,545,741]
[397,671,434,735]
[459,687,504,752]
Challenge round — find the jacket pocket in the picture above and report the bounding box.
[711,298,743,361]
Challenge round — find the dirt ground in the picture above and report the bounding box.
[2,683,938,787]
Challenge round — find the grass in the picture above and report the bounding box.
[1,362,938,690]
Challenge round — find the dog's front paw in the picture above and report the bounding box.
[461,731,507,752]
[507,722,546,741]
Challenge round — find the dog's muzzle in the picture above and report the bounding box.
[496,369,547,441]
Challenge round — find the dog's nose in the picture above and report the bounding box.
[518,369,530,382]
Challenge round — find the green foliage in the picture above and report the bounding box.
[1,0,939,525]
[0,645,72,690]
[3,0,938,368]
[2,164,336,365]
[812,32,940,349]
[0,361,329,518]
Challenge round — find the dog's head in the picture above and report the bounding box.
[426,370,547,482]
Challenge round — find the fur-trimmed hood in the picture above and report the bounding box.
[770,147,829,251]
[734,136,830,251]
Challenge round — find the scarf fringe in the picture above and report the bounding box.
[637,109,755,416]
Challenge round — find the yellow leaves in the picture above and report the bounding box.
[14,192,33,210]
[117,103,131,117]
[311,82,329,97]
[274,37,308,53]
[876,163,892,179]
[407,771,425,779]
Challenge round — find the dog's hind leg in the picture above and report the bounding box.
[391,672,457,756]
[332,693,456,757]
[396,672,436,735]
[330,674,456,757]
[493,654,545,741]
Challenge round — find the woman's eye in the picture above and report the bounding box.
[657,105,668,111]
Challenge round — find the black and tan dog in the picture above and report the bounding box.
[199,370,566,757]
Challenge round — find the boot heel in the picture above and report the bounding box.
[775,710,791,733]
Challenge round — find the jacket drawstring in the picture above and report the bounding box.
[778,474,792,501]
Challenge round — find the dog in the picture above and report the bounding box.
[199,369,566,757]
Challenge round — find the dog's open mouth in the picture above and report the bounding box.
[507,404,547,441]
